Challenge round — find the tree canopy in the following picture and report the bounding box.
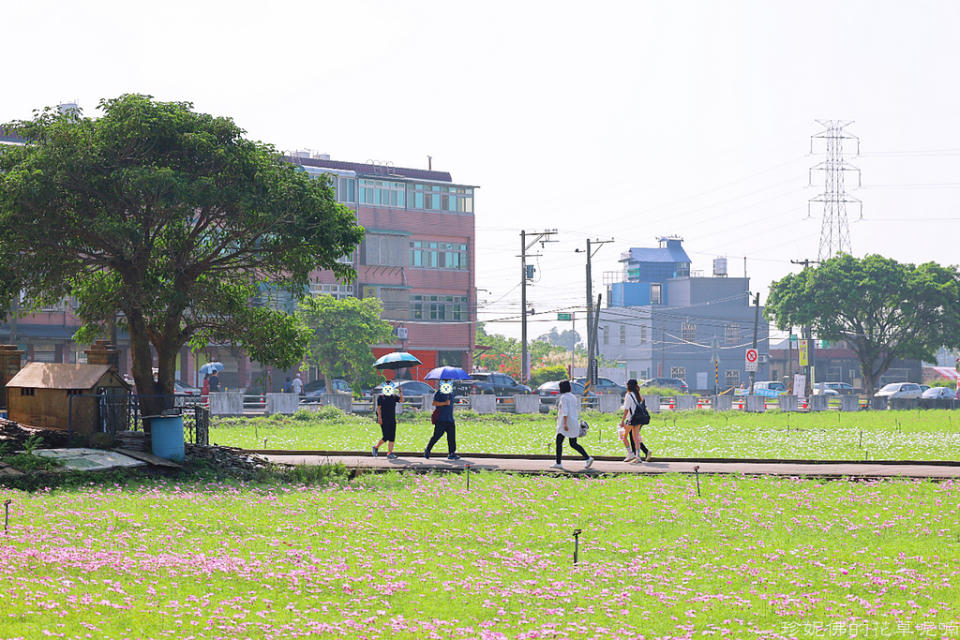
[0,95,364,408]
[297,294,394,394]
[766,254,960,393]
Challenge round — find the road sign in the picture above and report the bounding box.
[745,348,758,372]
[799,339,808,366]
[557,312,572,321]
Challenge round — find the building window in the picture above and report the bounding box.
[336,177,356,203]
[410,295,468,322]
[670,367,686,381]
[408,184,473,213]
[603,326,609,345]
[640,326,647,343]
[363,234,407,266]
[20,388,35,396]
[725,370,740,388]
[619,325,626,345]
[681,322,696,343]
[410,241,468,270]
[724,323,740,346]
[360,179,406,208]
[309,282,354,299]
[650,283,662,305]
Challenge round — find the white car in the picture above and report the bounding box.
[921,386,958,400]
[874,382,923,399]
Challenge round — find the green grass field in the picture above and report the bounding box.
[209,408,960,461]
[1,472,957,639]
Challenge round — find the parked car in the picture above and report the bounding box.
[921,386,958,400]
[753,381,787,397]
[874,382,923,399]
[919,384,931,393]
[817,381,856,396]
[451,379,496,395]
[640,377,688,393]
[536,380,596,405]
[174,381,202,396]
[370,380,436,399]
[574,376,627,395]
[812,383,839,396]
[469,372,531,395]
[304,378,352,397]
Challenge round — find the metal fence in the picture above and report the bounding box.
[68,393,209,445]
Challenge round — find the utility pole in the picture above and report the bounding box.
[519,229,558,385]
[809,120,862,261]
[577,238,613,389]
[790,259,819,396]
[748,291,760,395]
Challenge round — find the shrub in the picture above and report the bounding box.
[529,365,568,388]
[292,408,314,421]
[314,405,345,421]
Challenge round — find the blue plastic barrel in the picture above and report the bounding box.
[148,415,185,462]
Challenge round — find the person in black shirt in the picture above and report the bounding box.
[372,384,404,459]
[208,370,220,392]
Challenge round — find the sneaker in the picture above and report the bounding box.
[622,455,636,462]
[584,457,594,469]
[446,454,461,461]
[631,456,644,464]
[387,453,398,460]
[549,463,564,470]
[645,451,652,462]
[371,446,379,458]
[423,450,431,460]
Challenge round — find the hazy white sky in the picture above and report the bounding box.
[4,0,959,341]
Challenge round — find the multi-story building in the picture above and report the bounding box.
[0,136,478,388]
[282,152,477,381]
[596,237,769,392]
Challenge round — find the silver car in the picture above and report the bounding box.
[921,386,958,400]
[874,382,923,399]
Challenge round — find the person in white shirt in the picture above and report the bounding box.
[551,380,593,470]
[291,374,303,395]
[619,378,651,463]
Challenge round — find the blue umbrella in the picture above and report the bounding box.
[198,362,224,375]
[373,351,423,370]
[424,366,470,381]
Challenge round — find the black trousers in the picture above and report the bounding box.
[426,420,456,454]
[556,432,588,464]
[628,430,649,456]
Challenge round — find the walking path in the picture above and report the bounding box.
[259,451,960,479]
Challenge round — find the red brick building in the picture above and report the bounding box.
[0,151,478,389]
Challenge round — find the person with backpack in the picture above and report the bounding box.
[551,380,593,471]
[425,381,460,461]
[620,378,652,462]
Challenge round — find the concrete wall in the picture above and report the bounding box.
[597,393,622,414]
[209,392,243,416]
[645,395,660,413]
[713,395,732,411]
[745,396,766,413]
[675,395,697,411]
[871,396,888,410]
[840,396,859,412]
[809,395,829,412]
[322,394,352,412]
[265,393,298,415]
[470,394,496,414]
[778,395,799,412]
[514,394,540,414]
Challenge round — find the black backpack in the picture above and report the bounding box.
[630,398,651,426]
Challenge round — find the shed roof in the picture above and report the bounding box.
[5,363,125,390]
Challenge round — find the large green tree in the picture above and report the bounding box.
[0,95,364,412]
[766,254,960,394]
[297,294,395,394]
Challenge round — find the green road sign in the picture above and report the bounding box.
[557,313,572,321]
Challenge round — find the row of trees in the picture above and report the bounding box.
[766,254,960,393]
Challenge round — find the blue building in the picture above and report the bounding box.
[597,237,770,393]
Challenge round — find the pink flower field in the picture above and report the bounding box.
[1,473,958,639]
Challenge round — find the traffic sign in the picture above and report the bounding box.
[745,348,758,372]
[557,313,572,321]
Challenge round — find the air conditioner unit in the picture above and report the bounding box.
[396,327,408,340]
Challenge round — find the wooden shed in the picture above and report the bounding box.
[5,363,131,434]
